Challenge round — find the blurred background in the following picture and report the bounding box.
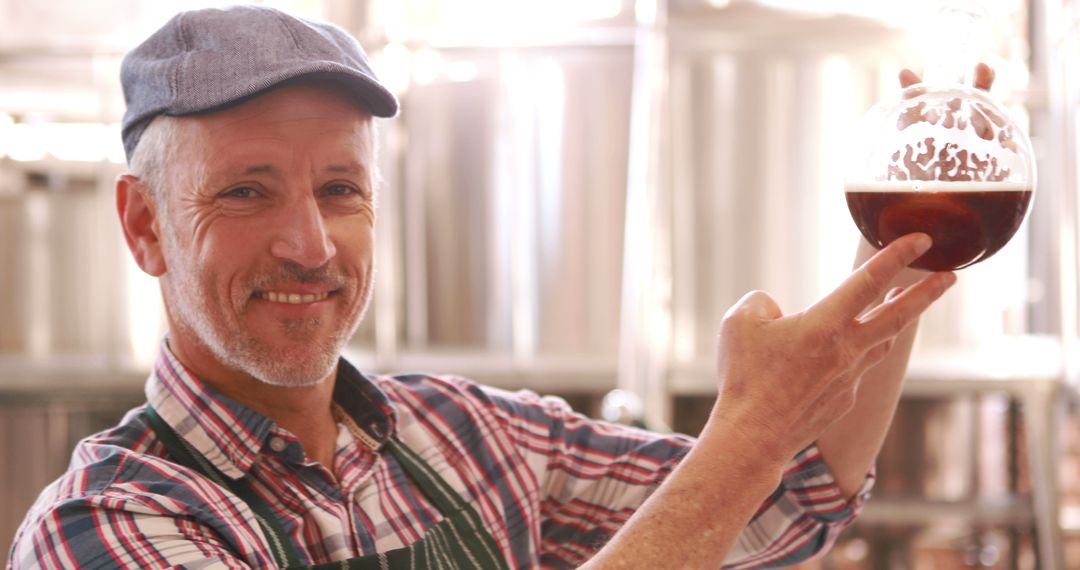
[2,0,1080,567]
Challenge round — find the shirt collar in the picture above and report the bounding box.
[145,341,396,479]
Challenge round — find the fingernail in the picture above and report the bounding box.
[938,272,957,292]
[913,234,932,255]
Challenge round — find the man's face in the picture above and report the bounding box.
[156,83,376,388]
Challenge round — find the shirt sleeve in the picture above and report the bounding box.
[722,447,874,569]
[8,493,254,570]
[6,449,276,570]
[476,385,872,569]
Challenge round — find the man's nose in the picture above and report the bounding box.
[269,195,336,268]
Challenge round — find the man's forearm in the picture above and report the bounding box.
[816,238,932,498]
[581,416,787,569]
[816,322,917,498]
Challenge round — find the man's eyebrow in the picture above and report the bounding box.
[222,163,368,180]
[325,163,367,176]
[240,164,276,176]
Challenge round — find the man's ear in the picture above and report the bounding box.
[116,174,167,276]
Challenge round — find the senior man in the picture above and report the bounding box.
[10,6,961,569]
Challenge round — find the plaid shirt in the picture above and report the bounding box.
[9,344,870,569]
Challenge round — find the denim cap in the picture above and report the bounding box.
[120,5,398,162]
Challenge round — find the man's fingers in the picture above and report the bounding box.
[899,69,921,89]
[856,271,956,343]
[808,233,932,322]
[974,62,995,91]
[899,64,995,91]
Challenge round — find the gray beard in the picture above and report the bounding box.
[165,279,348,388]
[161,241,364,388]
[178,306,343,387]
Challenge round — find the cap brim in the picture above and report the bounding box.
[170,70,399,119]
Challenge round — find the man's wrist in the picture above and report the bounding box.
[697,412,791,482]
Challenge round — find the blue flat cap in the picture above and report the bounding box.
[120,5,398,161]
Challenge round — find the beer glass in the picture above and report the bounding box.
[844,3,1035,271]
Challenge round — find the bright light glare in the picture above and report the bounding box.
[377,43,412,94]
[817,56,862,298]
[755,0,935,28]
[391,47,479,87]
[496,0,622,23]
[45,123,109,162]
[105,124,127,164]
[4,122,125,163]
[8,124,47,162]
[126,256,165,367]
[413,49,444,85]
[755,0,1024,39]
[445,61,480,83]
[635,0,656,24]
[417,0,622,41]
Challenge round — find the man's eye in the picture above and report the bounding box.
[222,187,258,199]
[324,184,362,197]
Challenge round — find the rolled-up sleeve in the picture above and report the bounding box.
[478,385,870,569]
[723,445,873,568]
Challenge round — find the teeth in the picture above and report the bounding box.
[260,291,330,304]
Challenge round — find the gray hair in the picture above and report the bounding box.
[126,114,183,211]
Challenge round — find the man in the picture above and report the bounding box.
[8,5,969,569]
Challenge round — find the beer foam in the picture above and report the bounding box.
[844,181,1032,193]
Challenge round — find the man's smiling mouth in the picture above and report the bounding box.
[256,291,333,304]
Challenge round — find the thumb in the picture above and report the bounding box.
[726,290,783,322]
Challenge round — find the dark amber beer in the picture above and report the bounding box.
[845,182,1033,271]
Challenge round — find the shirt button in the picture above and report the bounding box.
[269,437,287,452]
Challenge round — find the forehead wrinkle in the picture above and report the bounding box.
[204,160,372,192]
[180,108,374,191]
[202,162,282,189]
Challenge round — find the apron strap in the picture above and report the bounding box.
[145,404,304,569]
[384,440,509,570]
[384,440,469,514]
[146,405,508,570]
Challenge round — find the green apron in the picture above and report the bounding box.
[145,405,510,570]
